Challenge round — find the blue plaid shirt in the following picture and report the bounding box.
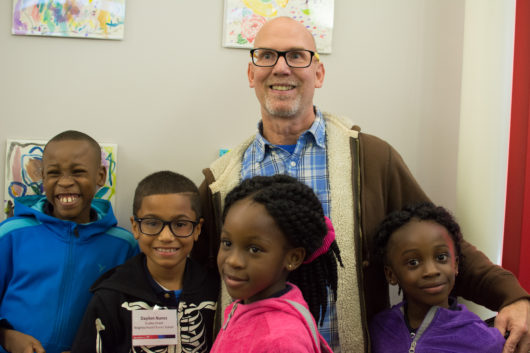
[241,109,330,216]
[241,108,340,351]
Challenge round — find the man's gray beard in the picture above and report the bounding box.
[264,96,301,119]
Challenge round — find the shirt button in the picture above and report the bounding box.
[255,163,260,168]
[290,161,296,167]
[164,293,170,299]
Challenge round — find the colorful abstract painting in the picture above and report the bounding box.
[4,140,118,219]
[12,0,126,40]
[223,0,334,53]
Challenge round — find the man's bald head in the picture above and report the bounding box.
[254,16,317,52]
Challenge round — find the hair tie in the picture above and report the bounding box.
[303,216,335,264]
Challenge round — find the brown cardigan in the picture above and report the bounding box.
[192,114,529,351]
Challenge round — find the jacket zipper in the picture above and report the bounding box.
[51,225,77,347]
[407,306,439,352]
[222,302,238,330]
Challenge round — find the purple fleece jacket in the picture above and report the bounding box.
[369,301,505,353]
[210,283,331,353]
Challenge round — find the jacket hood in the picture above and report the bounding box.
[227,283,309,323]
[14,195,118,241]
[91,253,213,302]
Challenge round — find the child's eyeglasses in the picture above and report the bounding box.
[134,217,198,238]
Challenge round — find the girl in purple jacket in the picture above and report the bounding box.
[211,175,342,353]
[370,202,505,353]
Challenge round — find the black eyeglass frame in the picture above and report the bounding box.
[250,48,320,68]
[134,217,199,238]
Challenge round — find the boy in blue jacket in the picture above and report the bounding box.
[0,130,138,353]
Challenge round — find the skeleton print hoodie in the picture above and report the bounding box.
[72,253,219,353]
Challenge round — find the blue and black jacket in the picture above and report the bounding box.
[0,195,138,353]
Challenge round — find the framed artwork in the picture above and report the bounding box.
[4,140,118,219]
[223,0,334,53]
[12,0,126,40]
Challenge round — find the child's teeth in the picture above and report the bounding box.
[158,248,176,253]
[59,195,77,203]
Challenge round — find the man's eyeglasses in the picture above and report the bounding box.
[250,48,320,68]
[134,217,198,238]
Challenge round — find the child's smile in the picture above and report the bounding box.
[55,193,82,213]
[56,193,80,205]
[420,283,447,295]
[154,247,179,255]
[222,272,248,290]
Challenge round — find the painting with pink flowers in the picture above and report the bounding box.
[3,140,118,219]
[223,0,334,53]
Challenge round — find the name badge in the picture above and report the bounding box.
[132,309,178,346]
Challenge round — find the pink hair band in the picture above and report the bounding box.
[303,216,335,264]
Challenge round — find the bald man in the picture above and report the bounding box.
[194,17,530,353]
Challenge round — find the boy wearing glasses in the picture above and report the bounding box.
[72,171,219,353]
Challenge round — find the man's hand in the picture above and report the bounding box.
[495,299,530,353]
[0,328,45,353]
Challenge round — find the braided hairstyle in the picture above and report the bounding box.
[222,174,343,325]
[375,202,463,270]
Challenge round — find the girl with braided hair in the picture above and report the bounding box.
[369,202,505,353]
[211,175,342,353]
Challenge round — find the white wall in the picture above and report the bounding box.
[0,0,466,230]
[457,0,516,319]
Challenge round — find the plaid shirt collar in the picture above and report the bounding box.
[252,108,326,162]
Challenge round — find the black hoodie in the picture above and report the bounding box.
[72,253,219,353]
